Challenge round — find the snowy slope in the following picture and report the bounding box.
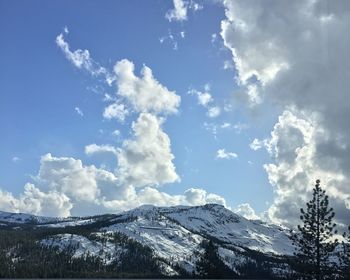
[1,204,295,277]
[0,210,60,224]
[0,210,97,227]
[102,205,204,273]
[159,204,294,256]
[41,233,124,264]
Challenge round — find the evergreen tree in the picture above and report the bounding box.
[196,240,236,279]
[339,226,350,280]
[290,179,338,280]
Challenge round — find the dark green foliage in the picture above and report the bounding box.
[290,180,338,280]
[338,226,350,280]
[0,227,165,278]
[195,240,237,279]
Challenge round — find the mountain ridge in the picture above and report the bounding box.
[0,203,295,278]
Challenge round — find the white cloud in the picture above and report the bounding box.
[35,153,102,203]
[114,59,180,115]
[165,0,202,22]
[0,27,235,218]
[250,138,264,151]
[85,144,118,156]
[184,188,227,207]
[221,0,350,227]
[221,122,231,129]
[112,129,120,137]
[57,36,180,122]
[189,87,221,118]
[0,154,227,217]
[75,106,84,116]
[259,110,350,227]
[55,33,114,85]
[234,203,259,220]
[103,102,129,122]
[189,88,213,107]
[198,92,213,107]
[216,148,238,160]
[0,184,72,217]
[117,113,180,188]
[166,0,188,22]
[188,0,203,12]
[207,106,221,118]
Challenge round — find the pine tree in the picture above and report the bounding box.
[290,179,338,280]
[196,240,236,279]
[339,226,350,280]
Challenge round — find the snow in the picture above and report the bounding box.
[160,204,295,256]
[3,204,296,277]
[0,210,69,224]
[40,233,123,264]
[218,246,253,275]
[0,210,97,228]
[38,218,95,228]
[103,207,203,273]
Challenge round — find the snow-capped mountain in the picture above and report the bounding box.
[0,204,295,278]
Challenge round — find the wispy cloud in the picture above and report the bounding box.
[56,32,114,85]
[74,107,84,117]
[188,86,221,118]
[216,149,238,160]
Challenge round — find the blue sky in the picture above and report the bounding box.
[2,0,349,225]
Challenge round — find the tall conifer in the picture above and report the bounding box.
[291,179,338,280]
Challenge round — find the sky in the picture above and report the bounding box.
[0,0,349,227]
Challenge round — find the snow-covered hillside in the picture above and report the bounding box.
[0,204,295,277]
[0,210,60,224]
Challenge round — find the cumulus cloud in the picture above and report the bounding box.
[56,34,180,122]
[0,184,72,217]
[234,203,259,220]
[166,0,188,22]
[114,59,180,115]
[216,148,238,160]
[85,144,118,156]
[103,102,129,122]
[56,33,114,85]
[221,0,350,227]
[184,188,227,207]
[165,0,203,22]
[2,29,234,218]
[117,113,180,188]
[0,155,227,217]
[253,110,350,227]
